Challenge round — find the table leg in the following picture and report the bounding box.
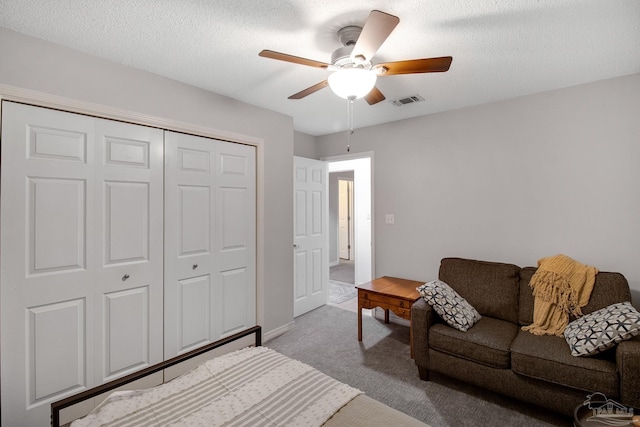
[384,309,390,324]
[358,300,363,342]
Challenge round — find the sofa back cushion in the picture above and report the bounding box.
[438,258,521,324]
[519,268,631,326]
[518,267,537,326]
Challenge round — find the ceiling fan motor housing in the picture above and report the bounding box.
[332,26,369,68]
[331,46,354,67]
[337,26,362,46]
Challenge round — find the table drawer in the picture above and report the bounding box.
[359,297,412,319]
[359,291,413,308]
[389,306,411,319]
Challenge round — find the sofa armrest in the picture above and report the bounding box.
[411,297,437,380]
[616,335,640,408]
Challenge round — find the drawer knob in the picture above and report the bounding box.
[122,274,130,281]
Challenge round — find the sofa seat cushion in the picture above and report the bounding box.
[429,316,518,369]
[511,331,619,397]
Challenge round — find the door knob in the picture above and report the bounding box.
[293,244,299,248]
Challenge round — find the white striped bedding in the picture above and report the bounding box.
[71,346,362,427]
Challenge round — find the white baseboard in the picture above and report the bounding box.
[329,260,339,267]
[263,321,295,343]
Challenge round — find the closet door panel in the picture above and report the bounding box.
[102,287,150,380]
[28,299,86,403]
[216,143,256,337]
[93,118,164,384]
[179,185,211,256]
[27,124,87,162]
[178,146,211,173]
[104,181,150,264]
[105,136,150,168]
[164,132,218,356]
[165,132,255,356]
[220,268,249,335]
[29,177,86,274]
[1,102,96,426]
[177,274,212,352]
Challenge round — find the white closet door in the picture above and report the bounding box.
[0,102,163,426]
[1,102,97,426]
[164,131,256,358]
[216,141,256,338]
[93,118,164,383]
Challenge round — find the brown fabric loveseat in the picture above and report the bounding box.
[411,257,640,416]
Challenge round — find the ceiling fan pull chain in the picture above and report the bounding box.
[347,98,355,152]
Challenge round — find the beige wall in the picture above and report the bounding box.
[293,131,317,159]
[315,73,640,305]
[0,27,295,335]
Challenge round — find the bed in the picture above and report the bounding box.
[52,326,429,427]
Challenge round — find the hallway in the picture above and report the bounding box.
[328,259,356,310]
[329,259,354,284]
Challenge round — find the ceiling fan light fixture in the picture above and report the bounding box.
[328,67,377,100]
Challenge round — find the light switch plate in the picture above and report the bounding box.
[385,214,395,224]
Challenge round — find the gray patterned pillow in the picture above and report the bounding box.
[564,301,640,357]
[417,280,481,332]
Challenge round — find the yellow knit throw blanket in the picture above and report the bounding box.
[522,254,598,336]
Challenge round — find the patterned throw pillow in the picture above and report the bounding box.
[417,280,481,332]
[564,301,640,357]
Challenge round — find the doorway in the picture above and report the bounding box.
[325,153,373,287]
[338,177,354,262]
[330,174,354,288]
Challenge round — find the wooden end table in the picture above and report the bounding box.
[356,276,424,356]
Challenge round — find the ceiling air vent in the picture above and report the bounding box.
[391,94,425,106]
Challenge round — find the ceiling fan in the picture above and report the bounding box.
[259,10,452,105]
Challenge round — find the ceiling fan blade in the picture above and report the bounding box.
[259,50,330,69]
[288,80,329,99]
[375,57,453,75]
[364,86,385,105]
[351,10,400,62]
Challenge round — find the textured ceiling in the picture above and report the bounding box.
[1,0,639,136]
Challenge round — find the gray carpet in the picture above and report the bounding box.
[330,260,354,284]
[267,305,573,427]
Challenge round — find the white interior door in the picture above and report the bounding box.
[338,179,352,260]
[294,156,328,317]
[164,131,256,358]
[0,102,164,426]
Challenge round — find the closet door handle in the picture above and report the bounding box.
[122,274,130,281]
